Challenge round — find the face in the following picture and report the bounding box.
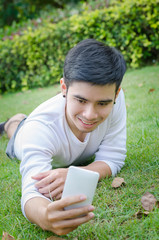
[61,79,119,141]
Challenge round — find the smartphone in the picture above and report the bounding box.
[62,166,99,210]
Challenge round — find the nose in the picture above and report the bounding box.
[82,104,98,120]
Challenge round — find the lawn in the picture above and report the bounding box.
[0,65,159,240]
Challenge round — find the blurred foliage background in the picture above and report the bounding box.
[0,0,159,93]
[0,0,81,27]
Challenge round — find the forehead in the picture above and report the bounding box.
[67,81,116,100]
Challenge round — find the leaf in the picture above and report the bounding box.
[148,88,155,93]
[2,232,15,240]
[111,177,126,188]
[141,192,157,211]
[46,236,67,240]
[138,83,143,87]
[135,210,149,219]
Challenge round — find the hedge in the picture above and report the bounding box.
[0,0,159,93]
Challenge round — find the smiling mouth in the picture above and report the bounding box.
[78,118,97,126]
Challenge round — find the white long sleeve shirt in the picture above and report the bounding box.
[14,89,126,218]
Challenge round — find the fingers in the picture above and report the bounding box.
[54,212,95,229]
[46,195,95,236]
[60,205,95,220]
[32,171,51,181]
[48,198,95,227]
[54,227,77,236]
[49,209,94,235]
[43,185,63,199]
[34,172,55,188]
[49,195,87,210]
[54,192,62,200]
[38,177,63,194]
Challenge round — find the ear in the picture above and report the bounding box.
[60,78,67,96]
[115,87,121,100]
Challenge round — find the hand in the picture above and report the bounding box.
[32,168,68,200]
[43,195,95,235]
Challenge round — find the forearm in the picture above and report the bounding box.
[81,161,112,180]
[24,197,51,231]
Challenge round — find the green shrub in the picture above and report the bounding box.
[0,0,158,93]
[0,0,81,28]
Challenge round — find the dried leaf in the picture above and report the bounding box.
[2,232,15,240]
[150,184,155,189]
[46,236,66,240]
[148,88,155,93]
[141,192,157,211]
[111,177,126,188]
[138,83,143,87]
[135,210,149,219]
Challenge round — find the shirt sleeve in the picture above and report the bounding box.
[18,121,58,219]
[94,89,127,176]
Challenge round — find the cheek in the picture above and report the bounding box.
[100,106,113,119]
[67,102,82,117]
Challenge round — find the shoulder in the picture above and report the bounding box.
[26,93,66,125]
[116,88,125,106]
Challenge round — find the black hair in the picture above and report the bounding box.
[63,39,126,92]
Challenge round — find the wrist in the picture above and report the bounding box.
[24,197,51,230]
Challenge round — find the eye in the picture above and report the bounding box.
[77,98,86,104]
[98,102,108,106]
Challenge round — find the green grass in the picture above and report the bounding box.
[0,66,159,240]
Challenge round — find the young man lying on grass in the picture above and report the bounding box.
[0,39,127,236]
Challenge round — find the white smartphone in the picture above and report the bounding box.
[62,166,99,210]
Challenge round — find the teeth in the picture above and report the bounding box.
[82,120,94,125]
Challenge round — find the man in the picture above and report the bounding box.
[0,39,127,236]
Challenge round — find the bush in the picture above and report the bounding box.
[0,0,82,28]
[0,0,158,93]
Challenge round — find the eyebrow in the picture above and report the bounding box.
[73,95,113,103]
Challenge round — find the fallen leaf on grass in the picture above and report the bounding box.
[111,177,126,188]
[138,83,143,87]
[141,192,157,211]
[148,88,155,93]
[2,232,15,240]
[46,236,66,240]
[135,210,150,219]
[150,184,155,189]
